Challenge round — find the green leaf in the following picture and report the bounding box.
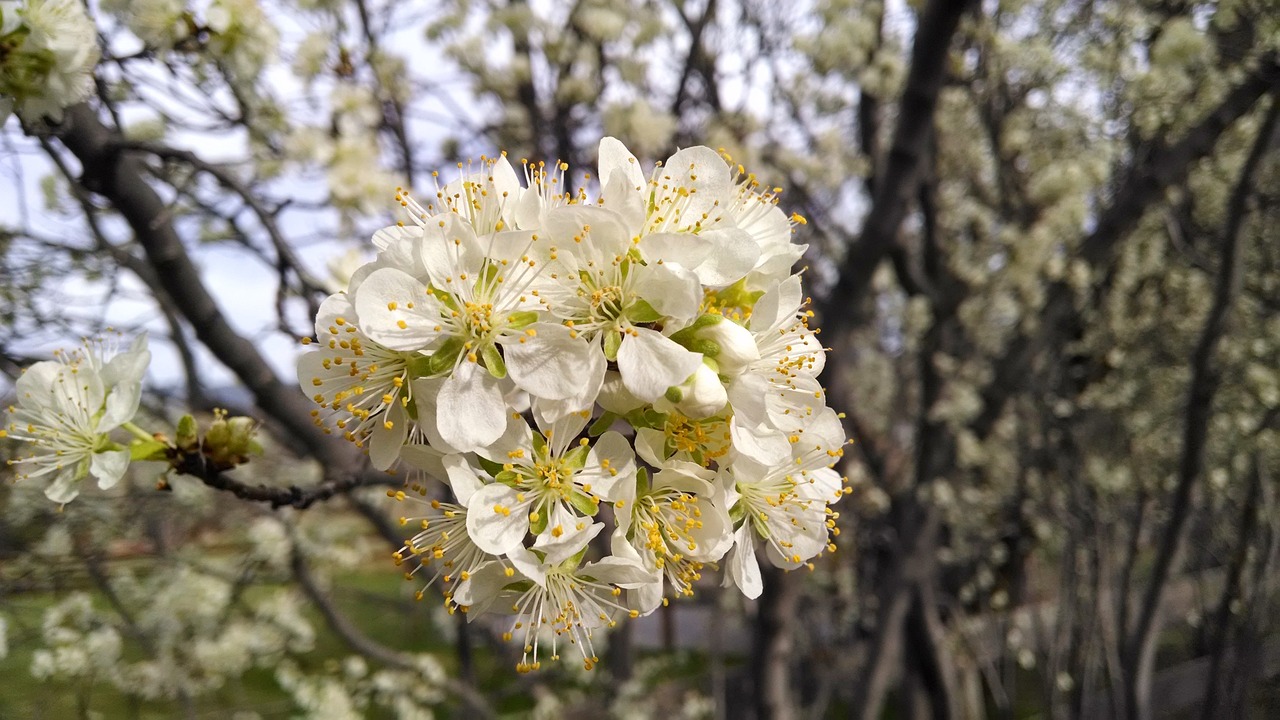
[129,438,169,462]
[481,343,507,379]
[603,329,622,361]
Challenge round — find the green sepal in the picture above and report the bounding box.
[477,456,505,477]
[588,411,616,437]
[562,443,590,470]
[481,343,507,379]
[495,470,521,487]
[728,501,747,524]
[432,287,460,314]
[603,329,622,361]
[129,438,169,462]
[504,579,535,593]
[635,466,650,496]
[664,386,684,403]
[247,440,265,456]
[754,518,771,540]
[689,337,718,355]
[427,337,465,375]
[406,353,433,378]
[530,431,548,460]
[507,311,539,329]
[624,407,665,430]
[570,490,600,517]
[625,299,662,324]
[529,508,550,535]
[562,545,589,571]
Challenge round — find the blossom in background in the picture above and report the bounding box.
[0,0,100,123]
[4,335,150,503]
[293,137,848,671]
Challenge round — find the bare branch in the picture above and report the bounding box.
[52,104,353,469]
[1123,94,1280,720]
[823,0,978,331]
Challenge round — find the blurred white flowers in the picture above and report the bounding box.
[299,138,850,671]
[0,0,100,123]
[4,334,150,503]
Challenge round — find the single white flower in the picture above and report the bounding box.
[297,293,419,470]
[610,428,733,605]
[537,204,703,403]
[4,335,150,503]
[726,274,828,464]
[721,408,847,599]
[464,411,635,557]
[453,547,653,672]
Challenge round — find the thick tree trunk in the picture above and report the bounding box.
[753,566,801,720]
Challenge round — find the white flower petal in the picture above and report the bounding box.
[504,323,598,401]
[726,524,763,600]
[750,274,804,333]
[616,327,702,402]
[581,430,636,501]
[89,449,130,491]
[435,361,508,452]
[465,483,528,555]
[695,227,760,287]
[98,381,142,432]
[353,268,442,351]
[443,453,484,505]
[369,401,407,470]
[598,137,645,192]
[44,465,82,504]
[729,416,792,466]
[631,262,701,327]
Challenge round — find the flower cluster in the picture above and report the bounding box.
[298,138,848,671]
[4,335,150,503]
[0,0,99,124]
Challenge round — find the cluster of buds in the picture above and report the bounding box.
[299,138,850,671]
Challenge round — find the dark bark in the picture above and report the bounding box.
[753,565,801,720]
[1121,94,1278,720]
[822,0,977,332]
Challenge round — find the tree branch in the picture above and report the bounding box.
[52,104,353,469]
[823,0,977,331]
[1122,93,1279,720]
[972,56,1280,441]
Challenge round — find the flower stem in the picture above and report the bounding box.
[121,421,156,444]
